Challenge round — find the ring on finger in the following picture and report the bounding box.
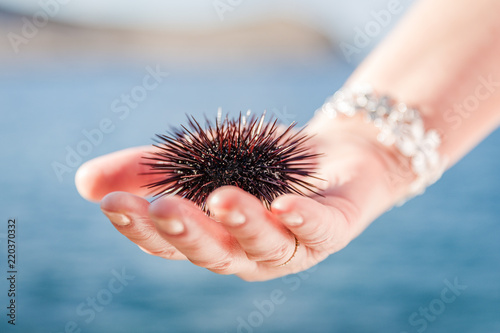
[277,236,300,267]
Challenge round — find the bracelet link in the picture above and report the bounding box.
[320,84,446,204]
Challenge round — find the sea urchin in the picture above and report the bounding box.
[142,111,321,211]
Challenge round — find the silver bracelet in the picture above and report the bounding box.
[319,83,446,203]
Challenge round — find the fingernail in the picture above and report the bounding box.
[213,210,246,225]
[227,211,246,225]
[278,213,303,226]
[160,219,185,235]
[102,210,131,226]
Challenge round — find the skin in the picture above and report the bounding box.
[75,0,500,281]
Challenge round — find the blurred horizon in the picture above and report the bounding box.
[0,0,415,67]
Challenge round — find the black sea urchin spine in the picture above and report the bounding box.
[142,112,321,210]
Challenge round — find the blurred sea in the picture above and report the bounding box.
[0,59,499,333]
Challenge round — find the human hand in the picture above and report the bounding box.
[75,114,409,281]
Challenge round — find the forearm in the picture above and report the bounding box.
[306,0,500,233]
[348,0,500,167]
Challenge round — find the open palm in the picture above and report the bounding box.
[76,115,406,281]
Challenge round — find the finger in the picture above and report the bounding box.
[271,194,355,254]
[149,196,251,275]
[76,146,160,202]
[207,186,298,267]
[100,191,186,260]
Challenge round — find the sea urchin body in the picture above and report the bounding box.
[142,112,321,210]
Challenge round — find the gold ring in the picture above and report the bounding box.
[278,236,300,267]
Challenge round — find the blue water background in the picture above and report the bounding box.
[0,58,499,333]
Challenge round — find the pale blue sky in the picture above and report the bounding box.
[0,0,414,40]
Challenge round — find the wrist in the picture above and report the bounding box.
[308,108,418,207]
